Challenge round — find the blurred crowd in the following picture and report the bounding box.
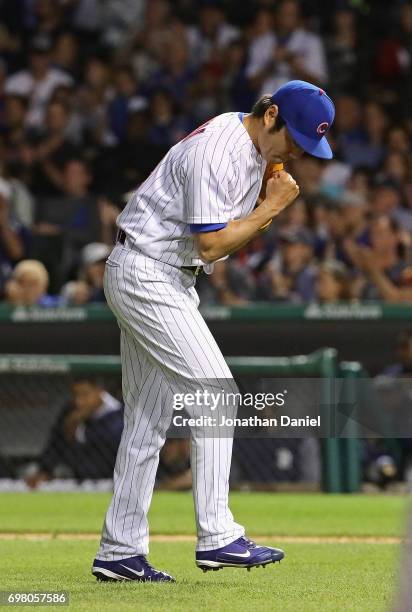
[1,0,412,305]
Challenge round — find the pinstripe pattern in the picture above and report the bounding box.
[96,113,263,561]
[116,112,266,268]
[96,247,244,559]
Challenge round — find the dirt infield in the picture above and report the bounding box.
[0,533,402,544]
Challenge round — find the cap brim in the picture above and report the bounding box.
[287,123,333,159]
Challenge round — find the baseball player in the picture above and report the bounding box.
[92,80,335,582]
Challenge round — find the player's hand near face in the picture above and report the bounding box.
[264,171,300,215]
[195,170,299,263]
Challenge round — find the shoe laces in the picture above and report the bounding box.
[139,556,169,578]
[239,536,257,549]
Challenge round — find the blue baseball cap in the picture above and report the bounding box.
[271,80,335,159]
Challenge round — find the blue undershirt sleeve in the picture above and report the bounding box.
[189,223,227,233]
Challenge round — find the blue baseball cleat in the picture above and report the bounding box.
[92,555,175,582]
[195,536,285,572]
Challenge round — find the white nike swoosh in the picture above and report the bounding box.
[225,550,251,558]
[120,564,145,577]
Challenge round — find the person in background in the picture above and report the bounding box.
[147,88,191,148]
[0,177,26,296]
[186,2,239,67]
[108,65,140,143]
[52,30,80,80]
[60,242,110,305]
[25,376,123,488]
[33,157,103,289]
[4,258,60,306]
[256,0,328,94]
[340,191,369,245]
[334,95,364,165]
[4,34,73,127]
[265,228,317,303]
[347,243,412,304]
[17,98,81,197]
[326,8,362,96]
[1,95,29,163]
[345,216,406,301]
[315,260,352,303]
[371,178,412,232]
[93,105,166,198]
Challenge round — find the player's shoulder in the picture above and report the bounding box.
[178,113,244,158]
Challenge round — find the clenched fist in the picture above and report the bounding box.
[257,162,284,205]
[257,165,299,231]
[265,171,299,214]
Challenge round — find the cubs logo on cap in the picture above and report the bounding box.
[271,80,335,159]
[317,122,329,135]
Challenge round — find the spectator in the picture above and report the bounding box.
[94,106,166,198]
[245,9,276,84]
[326,9,362,96]
[25,376,123,487]
[77,55,113,146]
[186,3,239,67]
[382,151,410,186]
[0,178,26,295]
[348,248,412,304]
[314,198,347,262]
[386,125,411,155]
[30,0,66,39]
[34,157,101,239]
[220,39,256,113]
[4,34,73,127]
[146,37,195,106]
[189,64,221,123]
[276,196,311,233]
[340,190,369,244]
[371,178,412,232]
[61,242,110,305]
[108,65,142,142]
[1,95,29,163]
[33,158,103,289]
[147,89,191,147]
[4,258,60,306]
[290,156,323,197]
[335,99,388,169]
[100,0,146,49]
[315,260,352,303]
[18,98,81,197]
[334,95,364,164]
[126,0,173,81]
[257,0,328,95]
[264,229,317,303]
[208,234,273,306]
[52,30,80,79]
[346,216,406,301]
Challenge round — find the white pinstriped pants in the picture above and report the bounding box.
[96,244,244,559]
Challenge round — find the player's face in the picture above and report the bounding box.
[258,106,304,163]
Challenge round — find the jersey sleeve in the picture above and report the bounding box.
[183,138,233,224]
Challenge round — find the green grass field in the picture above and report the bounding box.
[0,492,408,611]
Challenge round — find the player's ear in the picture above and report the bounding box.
[263,104,278,131]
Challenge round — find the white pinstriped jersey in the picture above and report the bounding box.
[117,112,267,268]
